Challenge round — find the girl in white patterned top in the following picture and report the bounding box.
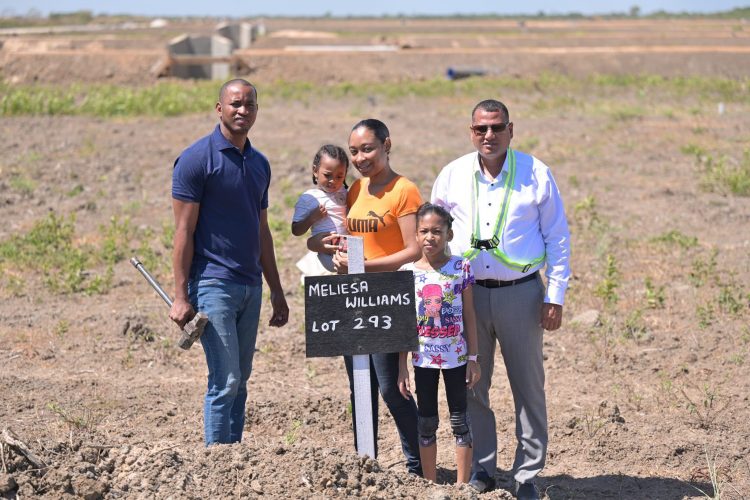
[398,202,481,484]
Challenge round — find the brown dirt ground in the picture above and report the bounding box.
[1,17,749,500]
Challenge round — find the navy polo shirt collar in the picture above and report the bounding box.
[211,124,252,156]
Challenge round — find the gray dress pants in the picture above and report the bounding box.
[469,275,548,484]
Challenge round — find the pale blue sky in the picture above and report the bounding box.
[1,0,747,17]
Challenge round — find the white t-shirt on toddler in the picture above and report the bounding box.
[293,186,347,275]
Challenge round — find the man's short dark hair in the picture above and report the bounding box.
[472,99,509,122]
[219,79,256,101]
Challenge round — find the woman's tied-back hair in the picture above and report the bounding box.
[416,202,454,231]
[312,144,350,188]
[351,118,390,144]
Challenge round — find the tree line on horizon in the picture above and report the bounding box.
[1,6,749,28]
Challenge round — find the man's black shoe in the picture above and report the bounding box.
[513,481,540,500]
[468,473,496,493]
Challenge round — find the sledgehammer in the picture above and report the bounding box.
[130,257,208,350]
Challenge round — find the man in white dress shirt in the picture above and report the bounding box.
[431,99,570,500]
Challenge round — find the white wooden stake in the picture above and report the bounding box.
[346,236,375,458]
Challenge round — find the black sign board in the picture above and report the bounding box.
[304,271,417,357]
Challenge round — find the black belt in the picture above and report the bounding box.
[475,272,538,289]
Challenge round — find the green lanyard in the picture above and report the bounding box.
[463,148,545,272]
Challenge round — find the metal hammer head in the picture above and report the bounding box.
[178,311,209,350]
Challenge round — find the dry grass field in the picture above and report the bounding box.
[0,15,749,499]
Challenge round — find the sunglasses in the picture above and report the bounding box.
[470,122,510,135]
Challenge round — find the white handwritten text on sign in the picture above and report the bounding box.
[304,271,417,357]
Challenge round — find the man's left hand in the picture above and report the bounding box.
[269,290,289,327]
[541,303,563,331]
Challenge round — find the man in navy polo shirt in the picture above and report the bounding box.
[170,79,289,445]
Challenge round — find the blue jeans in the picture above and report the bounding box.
[344,353,422,475]
[189,278,262,445]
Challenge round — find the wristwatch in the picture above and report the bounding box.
[468,354,479,362]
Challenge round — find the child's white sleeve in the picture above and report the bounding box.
[292,193,318,223]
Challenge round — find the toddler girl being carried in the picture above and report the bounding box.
[291,144,349,276]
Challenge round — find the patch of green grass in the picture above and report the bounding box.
[589,73,749,103]
[305,363,317,380]
[0,213,87,293]
[686,148,750,196]
[702,153,750,196]
[717,283,746,316]
[644,277,666,309]
[23,151,43,163]
[0,211,160,295]
[47,401,100,432]
[623,309,648,340]
[283,193,298,210]
[258,343,274,354]
[681,143,707,157]
[696,301,715,329]
[284,419,303,444]
[2,273,26,297]
[55,319,70,338]
[78,136,97,158]
[573,195,601,229]
[3,73,748,117]
[267,204,289,246]
[99,216,133,265]
[279,178,298,209]
[122,200,142,216]
[689,249,718,288]
[161,219,175,250]
[66,184,85,197]
[515,136,540,152]
[679,384,727,430]
[0,81,217,117]
[594,254,620,306]
[9,174,36,196]
[692,447,727,499]
[137,234,163,279]
[728,353,745,366]
[651,230,698,249]
[606,104,646,121]
[530,95,578,114]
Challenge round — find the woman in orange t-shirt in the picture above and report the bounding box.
[333,119,422,271]
[332,119,423,476]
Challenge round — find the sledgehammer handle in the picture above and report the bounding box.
[130,257,173,308]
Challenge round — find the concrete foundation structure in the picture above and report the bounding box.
[216,22,254,50]
[167,34,233,80]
